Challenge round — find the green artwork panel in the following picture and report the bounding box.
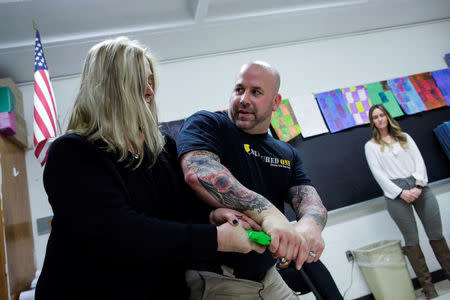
[270,99,302,142]
[283,114,294,127]
[366,81,404,118]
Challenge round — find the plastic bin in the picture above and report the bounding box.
[353,240,415,300]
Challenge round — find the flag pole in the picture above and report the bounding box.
[32,20,37,32]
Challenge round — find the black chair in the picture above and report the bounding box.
[278,259,342,300]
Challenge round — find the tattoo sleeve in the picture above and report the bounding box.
[289,185,327,229]
[184,150,272,214]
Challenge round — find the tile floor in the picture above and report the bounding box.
[416,280,450,300]
[297,279,450,299]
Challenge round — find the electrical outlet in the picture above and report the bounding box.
[345,250,354,262]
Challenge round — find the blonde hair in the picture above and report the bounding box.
[67,36,164,167]
[368,104,407,151]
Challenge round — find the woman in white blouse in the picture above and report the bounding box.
[365,104,449,299]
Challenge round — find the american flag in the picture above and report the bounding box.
[33,29,59,166]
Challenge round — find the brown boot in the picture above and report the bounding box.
[430,238,450,280]
[403,245,438,299]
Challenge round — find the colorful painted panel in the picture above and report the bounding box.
[270,99,302,142]
[445,54,450,68]
[433,121,450,160]
[290,94,329,138]
[159,118,186,141]
[366,81,404,118]
[341,85,371,125]
[387,77,427,115]
[315,89,356,133]
[431,69,450,106]
[409,72,447,110]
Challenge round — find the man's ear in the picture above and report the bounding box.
[272,93,282,111]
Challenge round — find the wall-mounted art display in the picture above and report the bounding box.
[290,93,329,138]
[365,81,404,118]
[159,118,186,141]
[310,64,449,135]
[341,85,371,125]
[445,54,450,67]
[270,99,302,142]
[431,69,450,106]
[433,121,450,160]
[387,77,427,115]
[409,72,447,110]
[315,89,356,133]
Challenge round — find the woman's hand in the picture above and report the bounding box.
[400,189,418,203]
[415,180,425,187]
[209,208,262,231]
[410,187,422,198]
[216,222,266,254]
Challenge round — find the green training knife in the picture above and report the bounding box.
[246,229,271,246]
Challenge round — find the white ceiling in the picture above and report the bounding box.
[1,0,449,84]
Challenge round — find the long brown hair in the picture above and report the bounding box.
[368,104,407,151]
[67,37,164,167]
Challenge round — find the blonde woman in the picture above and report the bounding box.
[35,37,264,300]
[364,104,449,299]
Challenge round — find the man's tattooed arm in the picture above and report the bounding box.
[183,150,305,258]
[289,185,327,229]
[181,150,272,215]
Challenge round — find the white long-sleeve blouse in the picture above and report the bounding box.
[364,132,428,199]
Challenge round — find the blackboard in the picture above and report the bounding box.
[283,106,450,220]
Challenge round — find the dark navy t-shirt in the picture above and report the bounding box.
[177,110,312,280]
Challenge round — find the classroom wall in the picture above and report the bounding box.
[19,20,450,299]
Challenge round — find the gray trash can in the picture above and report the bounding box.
[353,240,415,300]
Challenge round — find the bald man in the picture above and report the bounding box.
[177,61,327,299]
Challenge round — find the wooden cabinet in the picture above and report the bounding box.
[0,135,35,300]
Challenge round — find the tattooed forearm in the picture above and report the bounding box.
[184,150,272,214]
[198,179,269,213]
[289,185,327,229]
[184,150,223,172]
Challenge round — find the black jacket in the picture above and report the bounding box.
[36,134,217,299]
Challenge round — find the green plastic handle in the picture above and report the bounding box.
[246,229,271,246]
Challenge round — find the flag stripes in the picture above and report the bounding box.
[33,30,59,166]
